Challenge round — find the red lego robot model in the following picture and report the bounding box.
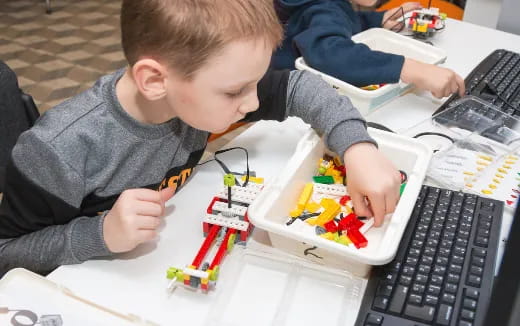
[166,175,263,293]
[406,7,446,38]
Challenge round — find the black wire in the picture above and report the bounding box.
[413,132,455,143]
[197,147,251,187]
[381,6,406,33]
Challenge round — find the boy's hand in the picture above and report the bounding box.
[344,143,401,227]
[382,2,422,31]
[103,187,175,253]
[401,58,466,98]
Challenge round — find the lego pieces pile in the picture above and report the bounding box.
[286,155,373,249]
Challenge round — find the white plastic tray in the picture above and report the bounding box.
[295,28,447,115]
[0,268,157,326]
[247,127,432,276]
[205,249,366,326]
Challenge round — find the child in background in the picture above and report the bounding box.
[0,0,400,276]
[272,0,466,98]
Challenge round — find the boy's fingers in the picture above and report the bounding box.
[456,74,466,97]
[134,188,162,203]
[135,201,163,217]
[160,186,176,204]
[137,216,161,230]
[351,192,371,217]
[367,193,386,227]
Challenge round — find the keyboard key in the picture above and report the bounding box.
[464,298,478,310]
[372,296,389,311]
[425,294,438,306]
[388,285,408,314]
[403,304,435,323]
[445,283,458,294]
[467,275,482,287]
[461,309,476,321]
[458,321,473,326]
[408,294,422,305]
[365,313,383,325]
[475,236,489,247]
[436,304,453,326]
[442,293,456,304]
[376,283,393,297]
[465,288,480,300]
[470,265,483,276]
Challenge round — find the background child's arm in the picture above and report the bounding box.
[401,58,466,98]
[290,4,405,86]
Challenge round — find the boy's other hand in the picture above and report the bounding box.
[401,58,466,98]
[343,143,401,227]
[103,187,175,253]
[382,2,422,31]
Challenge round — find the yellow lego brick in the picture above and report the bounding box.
[297,183,314,209]
[290,208,303,218]
[489,184,497,189]
[506,160,516,165]
[320,198,337,209]
[305,201,321,213]
[320,232,335,240]
[502,165,511,169]
[325,167,339,177]
[337,234,353,246]
[495,173,504,178]
[316,200,341,226]
[476,160,489,166]
[241,175,264,184]
[477,167,484,172]
[463,171,475,176]
[493,178,501,184]
[482,189,493,195]
[507,155,518,160]
[201,278,209,285]
[497,168,508,174]
[333,175,343,184]
[306,218,318,226]
[465,183,473,188]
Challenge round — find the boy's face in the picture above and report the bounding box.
[164,38,272,133]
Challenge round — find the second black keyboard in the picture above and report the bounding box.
[355,185,503,326]
[433,49,520,118]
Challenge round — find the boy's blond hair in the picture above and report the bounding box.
[121,0,283,78]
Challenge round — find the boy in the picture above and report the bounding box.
[0,0,400,276]
[272,0,466,98]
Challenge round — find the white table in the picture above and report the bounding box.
[47,19,520,325]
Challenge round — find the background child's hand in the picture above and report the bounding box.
[103,187,175,253]
[401,58,466,98]
[382,2,422,31]
[343,143,401,227]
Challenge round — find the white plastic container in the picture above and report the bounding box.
[0,268,157,326]
[248,128,432,277]
[295,28,447,116]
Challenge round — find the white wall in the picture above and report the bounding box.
[463,0,503,29]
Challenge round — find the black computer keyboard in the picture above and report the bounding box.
[433,49,520,118]
[355,185,503,326]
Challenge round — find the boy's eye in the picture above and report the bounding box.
[226,88,245,98]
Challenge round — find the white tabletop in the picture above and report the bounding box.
[46,19,520,325]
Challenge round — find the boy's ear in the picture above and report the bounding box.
[131,59,168,101]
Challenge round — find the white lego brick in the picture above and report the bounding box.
[211,201,248,217]
[216,185,260,205]
[313,183,347,196]
[183,268,209,279]
[203,214,250,231]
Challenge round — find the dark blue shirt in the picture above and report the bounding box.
[272,0,405,87]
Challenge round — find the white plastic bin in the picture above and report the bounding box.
[295,28,447,116]
[248,128,432,277]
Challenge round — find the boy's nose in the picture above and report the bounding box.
[239,92,259,115]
